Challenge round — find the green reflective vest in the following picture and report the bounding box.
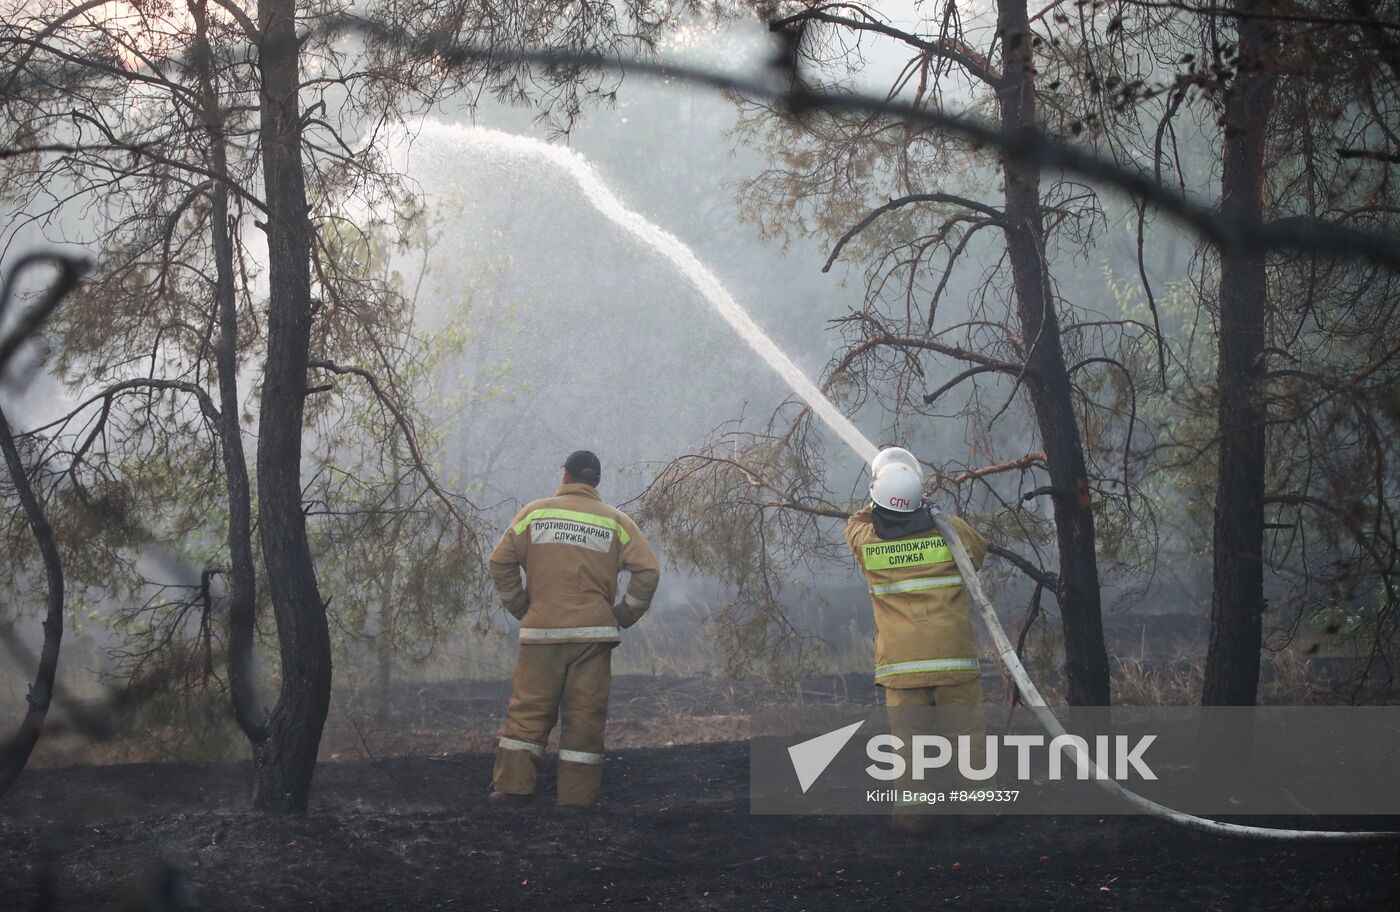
[844,507,989,688]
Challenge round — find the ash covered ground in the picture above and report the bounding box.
[1,676,1395,911]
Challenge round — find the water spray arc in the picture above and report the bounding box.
[448,124,1391,841]
[436,124,878,468]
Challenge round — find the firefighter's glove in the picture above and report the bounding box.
[502,591,530,620]
[612,599,646,629]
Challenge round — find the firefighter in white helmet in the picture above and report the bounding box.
[488,450,660,807]
[870,445,923,479]
[844,447,991,830]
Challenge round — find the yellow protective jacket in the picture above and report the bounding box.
[845,505,988,688]
[490,483,660,644]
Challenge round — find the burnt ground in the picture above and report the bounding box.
[1,676,1397,911]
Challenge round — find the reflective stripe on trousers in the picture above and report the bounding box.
[499,736,544,756]
[519,625,619,642]
[499,741,602,766]
[876,657,982,678]
[868,576,963,596]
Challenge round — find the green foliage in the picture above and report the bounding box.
[305,190,505,695]
[638,421,852,682]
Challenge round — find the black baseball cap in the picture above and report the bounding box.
[563,450,602,486]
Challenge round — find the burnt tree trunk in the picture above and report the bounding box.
[995,0,1110,705]
[1202,3,1278,707]
[190,0,267,745]
[0,405,65,797]
[252,0,332,812]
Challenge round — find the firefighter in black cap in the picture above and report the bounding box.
[487,450,661,806]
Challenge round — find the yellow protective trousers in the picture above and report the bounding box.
[493,642,613,806]
[885,679,992,815]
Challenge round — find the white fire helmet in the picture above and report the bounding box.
[871,446,922,480]
[870,462,924,513]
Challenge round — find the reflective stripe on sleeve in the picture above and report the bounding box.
[519,626,620,642]
[499,736,544,756]
[869,576,964,596]
[623,591,649,610]
[558,749,604,765]
[876,658,982,678]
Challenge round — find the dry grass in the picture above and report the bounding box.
[1111,658,1204,705]
[7,596,1393,772]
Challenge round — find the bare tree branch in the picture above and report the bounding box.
[822,193,1005,272]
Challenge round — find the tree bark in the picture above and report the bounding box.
[995,0,1110,705]
[0,405,65,797]
[1202,2,1278,707]
[189,0,267,745]
[252,0,332,812]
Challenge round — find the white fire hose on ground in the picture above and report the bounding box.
[930,510,1397,841]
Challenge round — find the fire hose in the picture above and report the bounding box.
[930,510,1397,841]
